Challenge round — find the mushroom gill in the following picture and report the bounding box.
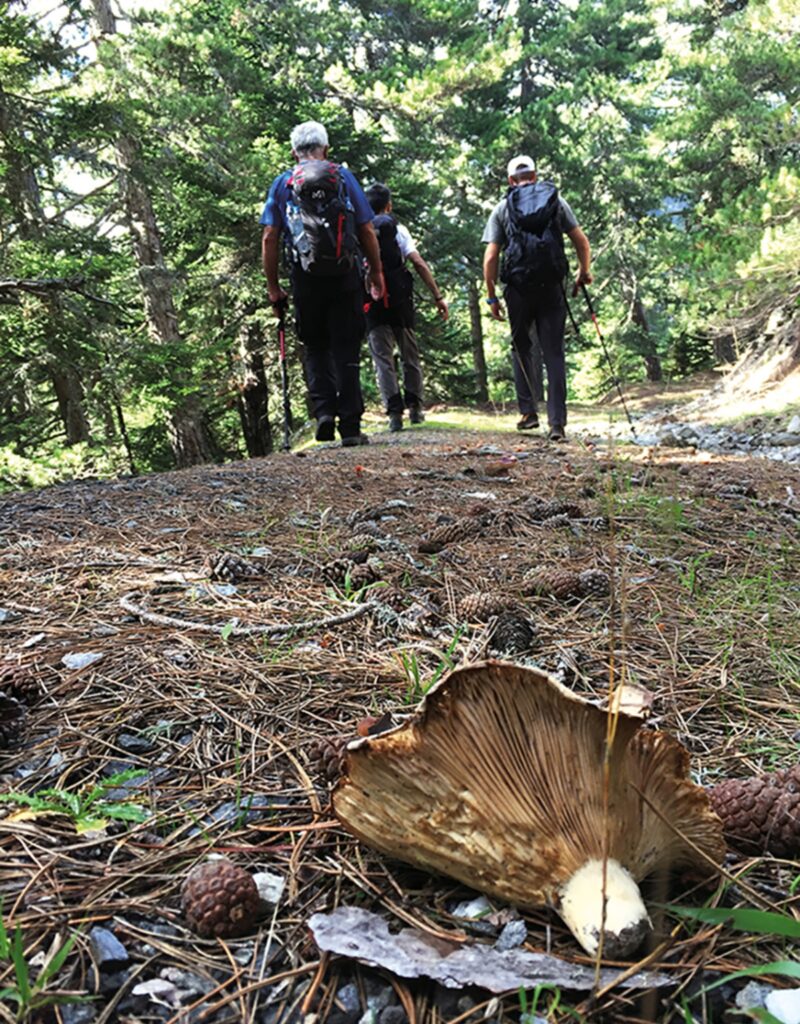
[333,661,725,958]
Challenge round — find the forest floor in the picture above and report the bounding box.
[1,405,800,1023]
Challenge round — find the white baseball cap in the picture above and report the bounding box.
[507,155,536,177]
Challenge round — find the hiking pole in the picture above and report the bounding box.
[276,296,291,451]
[571,284,638,440]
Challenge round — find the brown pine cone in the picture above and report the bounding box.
[523,568,582,600]
[423,517,483,548]
[528,499,583,522]
[458,592,514,621]
[578,569,611,598]
[321,558,356,586]
[181,859,260,938]
[308,735,348,783]
[0,663,42,705]
[206,552,262,581]
[0,692,26,750]
[709,766,800,858]
[490,611,538,655]
[348,533,379,552]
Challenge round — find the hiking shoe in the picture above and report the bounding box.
[341,434,370,448]
[315,416,335,442]
[516,412,540,431]
[548,425,567,442]
[389,413,403,432]
[409,407,425,425]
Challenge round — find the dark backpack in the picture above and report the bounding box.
[500,180,568,286]
[284,160,359,277]
[366,213,414,327]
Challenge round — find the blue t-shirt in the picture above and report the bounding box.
[260,163,374,231]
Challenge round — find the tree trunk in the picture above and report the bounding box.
[467,280,489,402]
[91,0,216,468]
[631,293,662,383]
[50,367,92,444]
[236,321,273,457]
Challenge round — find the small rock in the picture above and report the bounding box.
[786,414,800,435]
[451,895,493,920]
[117,732,154,754]
[253,869,285,907]
[89,926,129,969]
[0,609,14,624]
[735,981,771,1010]
[379,1007,408,1024]
[62,651,104,671]
[337,982,361,1015]
[160,967,214,999]
[767,988,800,1024]
[92,625,120,637]
[59,1004,98,1024]
[494,917,528,951]
[131,978,181,1008]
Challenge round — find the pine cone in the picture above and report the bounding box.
[490,611,538,655]
[181,859,260,939]
[0,663,42,705]
[541,514,571,530]
[523,568,582,600]
[458,592,513,621]
[206,553,262,581]
[308,735,348,783]
[709,766,800,857]
[348,533,379,552]
[484,509,525,537]
[423,518,483,548]
[0,692,26,750]
[349,557,382,590]
[528,499,583,522]
[321,558,356,586]
[578,570,611,598]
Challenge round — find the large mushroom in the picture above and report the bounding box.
[333,662,725,959]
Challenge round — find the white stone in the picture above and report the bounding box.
[766,988,800,1024]
[253,869,285,906]
[786,415,800,435]
[61,651,104,670]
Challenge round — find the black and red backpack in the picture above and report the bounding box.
[365,213,414,327]
[284,160,359,277]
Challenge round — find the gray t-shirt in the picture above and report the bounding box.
[481,192,579,246]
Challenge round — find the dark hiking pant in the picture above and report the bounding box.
[367,323,423,414]
[505,281,567,428]
[293,277,366,439]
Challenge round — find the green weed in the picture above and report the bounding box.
[0,902,91,1021]
[0,769,149,834]
[398,628,464,704]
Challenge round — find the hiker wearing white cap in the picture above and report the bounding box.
[482,155,592,441]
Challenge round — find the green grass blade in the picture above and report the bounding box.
[37,931,78,986]
[10,926,32,1003]
[670,904,800,939]
[699,961,800,995]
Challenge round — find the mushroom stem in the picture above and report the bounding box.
[557,858,651,958]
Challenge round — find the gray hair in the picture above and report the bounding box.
[290,121,329,155]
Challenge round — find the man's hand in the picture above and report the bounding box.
[368,268,385,302]
[572,268,593,297]
[269,286,289,316]
[435,297,449,321]
[488,298,506,321]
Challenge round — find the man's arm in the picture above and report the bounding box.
[482,241,505,321]
[567,226,593,295]
[357,221,385,301]
[408,251,448,320]
[262,225,287,313]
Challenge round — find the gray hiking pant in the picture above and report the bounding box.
[367,323,424,415]
[505,282,567,428]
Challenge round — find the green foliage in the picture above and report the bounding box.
[0,902,90,1022]
[0,769,150,834]
[1,0,795,485]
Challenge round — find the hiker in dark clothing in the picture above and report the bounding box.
[482,155,592,441]
[261,121,385,447]
[364,183,449,433]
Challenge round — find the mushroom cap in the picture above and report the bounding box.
[334,662,724,914]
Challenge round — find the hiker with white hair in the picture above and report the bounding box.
[261,121,385,447]
[482,155,592,442]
